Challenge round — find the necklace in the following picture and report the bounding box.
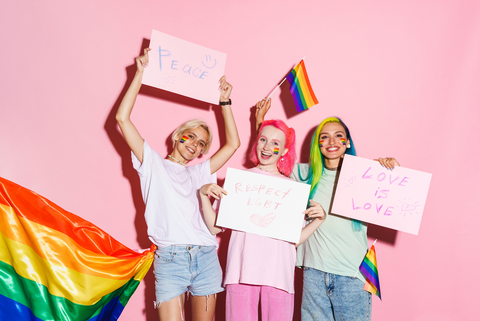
[168,155,186,166]
[256,165,279,173]
[325,166,338,171]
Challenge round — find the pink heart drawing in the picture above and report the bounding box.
[250,213,276,228]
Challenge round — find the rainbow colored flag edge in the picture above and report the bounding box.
[0,176,155,321]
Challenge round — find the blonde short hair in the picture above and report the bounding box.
[171,119,213,154]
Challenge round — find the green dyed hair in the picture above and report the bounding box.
[298,117,362,231]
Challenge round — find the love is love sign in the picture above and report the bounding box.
[331,155,432,235]
[142,29,227,104]
[217,168,311,243]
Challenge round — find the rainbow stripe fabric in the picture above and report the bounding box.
[0,176,155,320]
[359,244,381,299]
[286,59,319,113]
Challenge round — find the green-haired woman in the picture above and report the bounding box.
[256,99,399,321]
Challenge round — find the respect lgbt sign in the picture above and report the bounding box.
[142,29,227,105]
[217,168,311,243]
[331,155,432,235]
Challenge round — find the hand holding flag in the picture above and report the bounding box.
[359,239,382,299]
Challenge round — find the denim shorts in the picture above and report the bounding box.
[153,245,224,304]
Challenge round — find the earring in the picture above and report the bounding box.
[347,144,351,148]
[281,157,284,162]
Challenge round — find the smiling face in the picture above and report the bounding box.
[172,126,209,163]
[256,126,288,170]
[319,122,350,166]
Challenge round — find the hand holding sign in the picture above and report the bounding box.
[219,76,233,103]
[374,157,401,170]
[136,48,151,71]
[200,183,227,200]
[304,200,327,222]
[217,168,311,243]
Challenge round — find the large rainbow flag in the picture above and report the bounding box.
[359,243,381,299]
[286,59,319,113]
[0,176,155,320]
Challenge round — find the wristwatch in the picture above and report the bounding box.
[219,99,232,106]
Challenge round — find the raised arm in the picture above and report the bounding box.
[209,76,241,174]
[255,98,271,132]
[116,48,151,163]
[199,183,227,235]
[296,200,326,247]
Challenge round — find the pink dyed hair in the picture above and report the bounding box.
[249,119,296,176]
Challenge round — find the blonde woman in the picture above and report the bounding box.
[116,48,240,321]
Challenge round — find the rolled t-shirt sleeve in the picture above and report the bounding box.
[132,141,159,204]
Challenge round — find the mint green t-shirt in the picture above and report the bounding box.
[292,163,368,282]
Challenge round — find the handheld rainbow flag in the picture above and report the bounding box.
[359,240,381,299]
[286,59,319,113]
[0,176,155,321]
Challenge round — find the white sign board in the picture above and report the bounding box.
[217,168,311,243]
[331,155,432,235]
[142,29,227,104]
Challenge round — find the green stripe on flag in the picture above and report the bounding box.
[0,260,140,321]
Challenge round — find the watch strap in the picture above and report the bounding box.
[219,99,232,106]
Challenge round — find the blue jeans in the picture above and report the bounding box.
[301,268,371,321]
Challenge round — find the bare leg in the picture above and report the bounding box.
[158,293,186,321]
[192,294,217,321]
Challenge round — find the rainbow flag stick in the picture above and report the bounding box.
[267,77,287,99]
[267,56,306,99]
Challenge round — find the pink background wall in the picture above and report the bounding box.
[1,1,479,320]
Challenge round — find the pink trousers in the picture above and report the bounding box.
[225,284,294,321]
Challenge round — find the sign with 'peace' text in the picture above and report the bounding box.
[142,29,227,104]
[217,168,311,243]
[331,155,432,235]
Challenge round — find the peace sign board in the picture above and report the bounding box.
[142,29,227,104]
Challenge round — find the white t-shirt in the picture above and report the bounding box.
[132,141,218,248]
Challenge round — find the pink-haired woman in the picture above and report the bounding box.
[200,118,326,321]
